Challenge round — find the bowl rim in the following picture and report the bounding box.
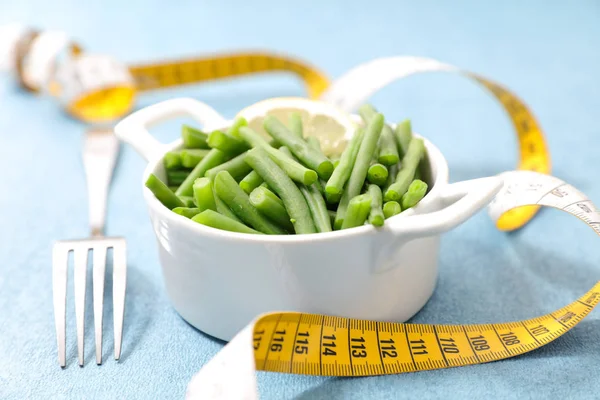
[141,127,450,244]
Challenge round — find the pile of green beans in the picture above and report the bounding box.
[146,106,429,235]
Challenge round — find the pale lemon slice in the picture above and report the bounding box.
[236,97,357,156]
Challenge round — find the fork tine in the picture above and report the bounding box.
[112,241,127,360]
[74,246,89,367]
[92,245,107,365]
[52,243,69,368]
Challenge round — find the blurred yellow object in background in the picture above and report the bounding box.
[1,25,330,123]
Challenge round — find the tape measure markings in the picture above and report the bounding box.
[472,74,551,175]
[185,171,600,399]
[128,53,329,99]
[7,29,330,121]
[252,282,600,377]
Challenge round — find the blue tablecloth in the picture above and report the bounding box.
[2,1,600,398]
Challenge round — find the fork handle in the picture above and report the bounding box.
[83,128,120,237]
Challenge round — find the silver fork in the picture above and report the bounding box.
[52,128,127,367]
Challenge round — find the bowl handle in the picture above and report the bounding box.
[373,176,503,274]
[113,97,228,162]
[386,176,503,243]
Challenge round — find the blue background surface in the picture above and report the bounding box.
[1,0,600,398]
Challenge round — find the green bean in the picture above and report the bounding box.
[307,136,321,152]
[358,104,399,166]
[227,116,280,149]
[341,194,372,230]
[367,163,388,186]
[394,119,413,156]
[411,131,428,183]
[175,149,227,196]
[205,152,252,181]
[263,116,334,179]
[226,115,248,135]
[289,112,303,138]
[182,125,210,149]
[193,177,217,212]
[333,195,347,230]
[279,146,328,229]
[378,125,400,166]
[315,179,327,196]
[300,183,332,233]
[383,163,399,193]
[325,128,365,203]
[236,126,317,185]
[214,193,242,223]
[383,201,402,219]
[232,119,281,146]
[245,147,316,234]
[146,173,185,209]
[415,154,429,183]
[172,207,201,219]
[328,210,336,227]
[277,146,294,159]
[249,186,294,232]
[279,146,324,195]
[181,149,211,168]
[213,171,286,234]
[358,104,378,123]
[414,166,422,180]
[207,129,248,155]
[228,117,251,138]
[334,114,384,229]
[167,169,190,186]
[367,185,384,227]
[192,209,261,234]
[384,138,425,202]
[239,170,264,194]
[163,151,182,169]
[169,186,178,192]
[401,179,428,209]
[178,195,196,208]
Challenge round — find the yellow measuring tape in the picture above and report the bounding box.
[4,27,329,122]
[253,291,598,376]
[67,52,330,122]
[319,56,551,231]
[254,175,599,376]
[471,74,551,231]
[187,171,600,399]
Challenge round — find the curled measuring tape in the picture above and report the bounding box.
[320,56,551,231]
[186,171,600,399]
[1,25,329,122]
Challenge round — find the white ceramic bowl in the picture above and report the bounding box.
[115,98,503,341]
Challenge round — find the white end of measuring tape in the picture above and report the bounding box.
[53,53,134,105]
[186,324,259,400]
[488,170,600,227]
[0,23,27,72]
[487,171,565,222]
[319,56,458,112]
[21,30,71,92]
